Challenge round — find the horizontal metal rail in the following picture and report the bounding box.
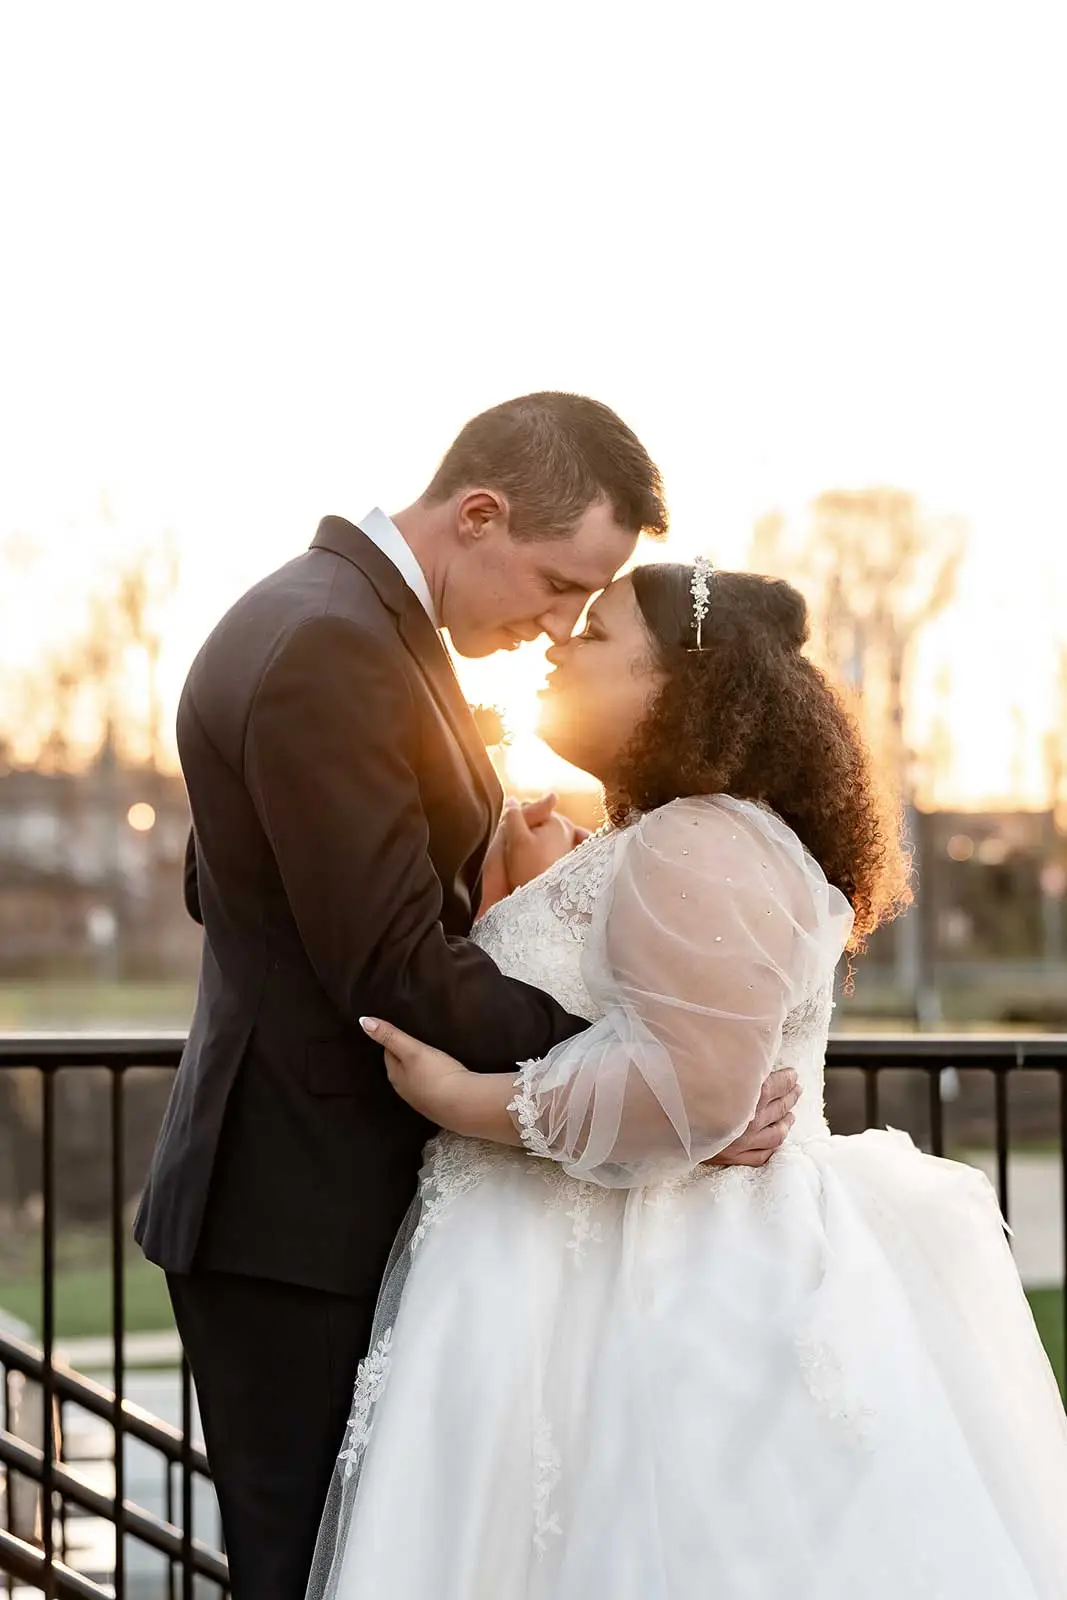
[0,1328,210,1476]
[0,1526,109,1600]
[1,1028,1064,1068]
[0,1429,228,1586]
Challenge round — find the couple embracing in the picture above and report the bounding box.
[136,394,1067,1598]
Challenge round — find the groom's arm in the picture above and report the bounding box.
[243,614,588,1071]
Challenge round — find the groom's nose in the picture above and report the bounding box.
[538,616,573,646]
[537,597,588,646]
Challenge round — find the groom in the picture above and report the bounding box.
[135,392,801,1600]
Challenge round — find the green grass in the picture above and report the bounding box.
[0,1256,174,1340]
[1027,1287,1065,1390]
[0,979,195,1031]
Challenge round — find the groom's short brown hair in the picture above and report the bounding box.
[424,392,669,542]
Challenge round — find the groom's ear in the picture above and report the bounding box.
[456,488,510,545]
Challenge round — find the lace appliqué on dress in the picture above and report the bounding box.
[543,829,615,935]
[338,1135,512,1481]
[563,1185,604,1258]
[685,1161,788,1219]
[338,1328,393,1479]
[472,827,622,1024]
[531,1412,563,1557]
[795,1332,878,1448]
[509,1064,607,1258]
[410,1133,509,1251]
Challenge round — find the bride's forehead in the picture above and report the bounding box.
[591,576,639,623]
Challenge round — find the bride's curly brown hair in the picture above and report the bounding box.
[612,564,912,950]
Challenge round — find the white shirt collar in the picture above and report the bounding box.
[356,506,439,629]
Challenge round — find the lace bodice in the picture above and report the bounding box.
[472,827,618,1023]
[473,822,834,1145]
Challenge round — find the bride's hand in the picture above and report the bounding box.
[504,795,587,888]
[360,1016,472,1123]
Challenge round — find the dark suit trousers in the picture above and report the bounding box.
[167,1269,376,1600]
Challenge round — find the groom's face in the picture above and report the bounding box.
[444,500,638,659]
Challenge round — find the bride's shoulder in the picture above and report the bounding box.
[635,793,774,841]
[633,794,814,876]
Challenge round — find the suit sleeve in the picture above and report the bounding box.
[243,613,587,1070]
[183,828,203,925]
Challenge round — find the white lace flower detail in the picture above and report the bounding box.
[472,828,621,1023]
[564,1185,604,1259]
[796,1332,878,1448]
[411,1133,507,1251]
[338,1328,393,1478]
[543,830,616,935]
[508,1059,554,1159]
[531,1411,563,1557]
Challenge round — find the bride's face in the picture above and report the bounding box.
[537,576,667,783]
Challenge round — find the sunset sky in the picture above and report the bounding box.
[2,1,1065,807]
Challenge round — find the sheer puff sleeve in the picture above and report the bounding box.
[507,795,854,1186]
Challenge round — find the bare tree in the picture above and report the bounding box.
[750,489,967,1023]
[4,537,181,770]
[112,533,180,770]
[751,488,966,802]
[924,662,955,812]
[1052,636,1067,831]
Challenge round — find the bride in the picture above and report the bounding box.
[308,560,1067,1598]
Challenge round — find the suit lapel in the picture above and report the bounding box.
[312,517,501,814]
[395,594,502,814]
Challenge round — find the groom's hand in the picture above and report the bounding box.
[477,826,511,916]
[706,1069,800,1168]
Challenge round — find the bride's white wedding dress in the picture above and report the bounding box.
[309,796,1067,1599]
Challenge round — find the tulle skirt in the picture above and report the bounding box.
[308,1129,1067,1599]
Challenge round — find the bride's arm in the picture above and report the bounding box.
[366,798,851,1184]
[355,1026,526,1145]
[361,1017,804,1171]
[497,798,851,1184]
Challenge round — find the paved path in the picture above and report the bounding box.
[962,1151,1064,1288]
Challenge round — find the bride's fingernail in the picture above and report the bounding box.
[360,1017,380,1035]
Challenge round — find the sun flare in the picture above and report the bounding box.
[449,637,598,798]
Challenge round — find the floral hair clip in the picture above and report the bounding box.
[689,555,714,651]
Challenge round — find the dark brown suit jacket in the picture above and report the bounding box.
[134,518,586,1295]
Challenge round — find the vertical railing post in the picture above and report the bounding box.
[181,1358,194,1600]
[927,1064,945,1156]
[57,1398,68,1566]
[110,1067,127,1600]
[863,1066,880,1128]
[1060,1071,1067,1402]
[40,1065,56,1600]
[166,1458,178,1600]
[993,1066,1011,1227]
[2,1362,11,1599]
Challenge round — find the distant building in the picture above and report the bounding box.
[0,763,199,978]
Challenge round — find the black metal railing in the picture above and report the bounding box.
[0,1034,223,1600]
[1,1030,1066,1598]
